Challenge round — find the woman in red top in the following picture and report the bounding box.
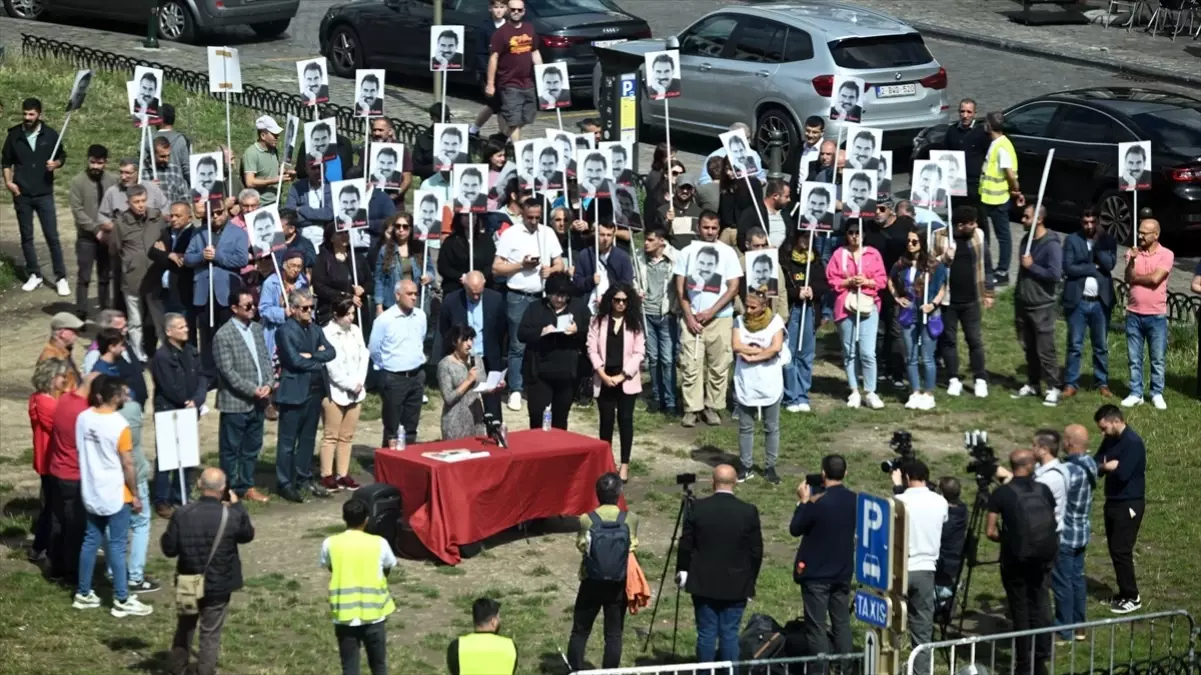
[28,358,70,561]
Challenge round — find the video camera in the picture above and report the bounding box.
[964,429,997,485]
[880,429,915,474]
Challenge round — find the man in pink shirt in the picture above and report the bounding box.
[1122,218,1172,410]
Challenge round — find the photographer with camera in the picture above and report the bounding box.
[789,455,856,663]
[890,459,948,675]
[934,477,967,613]
[987,449,1057,675]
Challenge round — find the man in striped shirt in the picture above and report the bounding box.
[1052,424,1099,641]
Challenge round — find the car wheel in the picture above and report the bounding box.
[1096,190,1132,243]
[158,0,196,43]
[328,25,362,78]
[251,19,291,39]
[756,106,800,173]
[4,0,45,19]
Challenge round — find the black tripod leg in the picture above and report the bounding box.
[642,492,689,653]
[672,583,681,659]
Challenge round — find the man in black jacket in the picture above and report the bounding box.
[942,99,989,208]
[2,97,69,294]
[790,455,856,663]
[676,464,763,663]
[147,201,198,346]
[162,467,255,675]
[149,312,207,519]
[440,271,508,420]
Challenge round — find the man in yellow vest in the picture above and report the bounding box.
[321,499,396,675]
[446,597,519,675]
[978,111,1025,288]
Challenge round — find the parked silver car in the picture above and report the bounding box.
[593,2,950,167]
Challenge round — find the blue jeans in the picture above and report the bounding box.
[13,193,67,281]
[816,234,841,321]
[900,320,938,392]
[836,309,879,394]
[78,504,131,601]
[693,597,746,663]
[219,409,265,495]
[1064,299,1109,389]
[783,304,816,406]
[1052,544,1088,640]
[984,200,1011,278]
[126,481,150,584]
[1125,313,1166,398]
[276,394,323,490]
[645,313,679,411]
[506,291,537,393]
[154,467,198,507]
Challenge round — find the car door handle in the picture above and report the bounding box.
[699,63,711,72]
[756,70,770,78]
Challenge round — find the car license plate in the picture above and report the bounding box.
[876,83,916,98]
[592,39,628,48]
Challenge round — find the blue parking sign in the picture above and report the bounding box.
[620,74,636,98]
[855,493,892,592]
[854,591,891,629]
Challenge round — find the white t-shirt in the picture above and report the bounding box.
[76,408,134,517]
[895,486,949,572]
[733,314,785,407]
[1083,240,1099,298]
[1035,459,1068,533]
[984,137,1014,175]
[496,223,563,294]
[673,240,742,318]
[766,211,787,248]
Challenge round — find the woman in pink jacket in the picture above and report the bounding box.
[826,226,888,409]
[587,283,646,482]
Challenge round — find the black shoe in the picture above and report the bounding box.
[763,467,781,485]
[737,467,754,483]
[306,481,331,499]
[993,273,1010,287]
[280,487,307,504]
[128,577,162,593]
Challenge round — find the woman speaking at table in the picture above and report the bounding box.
[586,284,645,483]
[437,324,487,441]
[517,272,590,431]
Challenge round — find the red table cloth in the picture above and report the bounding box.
[373,429,618,565]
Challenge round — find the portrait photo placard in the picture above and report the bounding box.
[433,123,470,171]
[910,159,948,210]
[296,57,330,106]
[546,130,576,178]
[207,46,243,94]
[304,118,338,163]
[614,184,642,230]
[515,139,537,190]
[797,182,836,231]
[535,62,571,110]
[930,150,968,198]
[680,243,738,307]
[877,150,894,201]
[532,139,564,191]
[644,49,681,101]
[844,124,883,171]
[413,189,445,241]
[369,143,405,190]
[331,179,369,230]
[354,69,386,118]
[719,128,756,180]
[131,66,163,123]
[1118,140,1152,191]
[66,69,94,113]
[599,140,636,186]
[281,114,300,166]
[452,164,489,214]
[248,205,284,258]
[189,152,226,206]
[575,147,614,200]
[745,248,779,297]
[841,170,878,219]
[430,25,466,71]
[830,75,864,123]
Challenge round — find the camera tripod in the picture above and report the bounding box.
[642,482,694,658]
[938,477,998,639]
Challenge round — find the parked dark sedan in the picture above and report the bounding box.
[4,0,297,43]
[319,0,650,92]
[913,88,1201,242]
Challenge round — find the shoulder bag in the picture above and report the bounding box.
[175,505,228,616]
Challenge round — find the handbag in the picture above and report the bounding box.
[175,505,228,617]
[926,311,944,339]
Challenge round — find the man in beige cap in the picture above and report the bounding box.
[38,312,84,395]
[242,115,294,206]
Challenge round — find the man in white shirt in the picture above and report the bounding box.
[1032,429,1068,532]
[892,459,948,675]
[674,211,741,428]
[492,197,564,410]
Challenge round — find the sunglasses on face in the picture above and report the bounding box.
[508,7,524,12]
[876,205,889,212]
[907,239,920,245]
[396,223,412,230]
[296,305,313,312]
[237,301,255,310]
[613,296,628,304]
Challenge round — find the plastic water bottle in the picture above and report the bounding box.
[397,425,406,451]
[541,406,552,431]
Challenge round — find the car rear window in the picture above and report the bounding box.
[827,34,933,69]
[1131,108,1201,155]
[530,0,623,18]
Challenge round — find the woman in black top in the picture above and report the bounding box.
[312,221,373,326]
[586,283,645,482]
[437,212,497,298]
[516,272,589,430]
[718,157,763,237]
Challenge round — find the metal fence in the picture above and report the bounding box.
[572,648,869,675]
[908,610,1197,675]
[1113,281,1200,325]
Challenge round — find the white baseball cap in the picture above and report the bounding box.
[256,115,283,134]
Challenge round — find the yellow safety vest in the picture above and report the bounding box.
[979,135,1018,206]
[457,632,518,675]
[327,530,395,624]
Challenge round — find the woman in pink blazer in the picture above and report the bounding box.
[587,283,646,482]
[825,226,888,409]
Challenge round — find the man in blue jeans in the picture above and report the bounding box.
[637,229,679,414]
[1060,208,1116,398]
[676,465,763,662]
[1054,424,1099,641]
[781,228,827,412]
[2,97,70,295]
[1121,218,1173,410]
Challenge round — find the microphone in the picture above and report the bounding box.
[483,412,508,449]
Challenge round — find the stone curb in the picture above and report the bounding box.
[911,20,1201,89]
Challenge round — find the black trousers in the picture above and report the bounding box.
[941,300,987,382]
[1000,560,1053,675]
[379,369,425,446]
[335,621,388,675]
[1104,499,1145,600]
[597,384,636,464]
[877,289,905,381]
[1015,305,1060,390]
[198,303,233,385]
[801,581,853,664]
[527,375,575,430]
[566,578,626,670]
[50,477,85,583]
[75,233,114,316]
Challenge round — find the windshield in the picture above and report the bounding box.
[828,34,933,69]
[530,0,622,17]
[1132,107,1201,156]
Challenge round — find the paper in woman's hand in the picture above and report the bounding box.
[472,369,507,393]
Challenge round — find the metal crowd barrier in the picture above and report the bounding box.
[1113,281,1200,325]
[572,648,869,675]
[907,610,1197,675]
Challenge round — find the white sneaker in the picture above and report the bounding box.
[1151,394,1168,410]
[1043,388,1061,407]
[1121,395,1144,408]
[1011,385,1038,399]
[846,391,861,409]
[918,393,936,411]
[72,591,101,609]
[422,394,429,404]
[111,595,154,618]
[905,392,922,409]
[946,378,963,397]
[21,274,43,292]
[974,379,989,398]
[199,404,210,417]
[55,278,70,297]
[507,392,522,411]
[785,403,810,413]
[864,392,885,409]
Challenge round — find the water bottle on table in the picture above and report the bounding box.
[397,424,406,451]
[542,406,552,431]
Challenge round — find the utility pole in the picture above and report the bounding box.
[432,0,444,102]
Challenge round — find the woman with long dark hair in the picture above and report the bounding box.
[643,142,678,200]
[517,272,589,430]
[312,221,372,326]
[586,283,645,482]
[437,324,487,441]
[437,212,497,298]
[374,212,434,315]
[888,228,947,410]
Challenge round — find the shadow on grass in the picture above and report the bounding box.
[689,444,737,468]
[3,497,41,518]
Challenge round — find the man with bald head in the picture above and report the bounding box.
[1122,217,1173,410]
[987,449,1056,675]
[441,270,508,420]
[1053,424,1098,641]
[675,464,763,663]
[370,279,429,447]
[162,467,256,675]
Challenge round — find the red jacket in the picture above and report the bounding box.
[47,391,89,481]
[29,393,58,476]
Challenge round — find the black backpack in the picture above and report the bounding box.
[583,511,630,582]
[1008,481,1058,563]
